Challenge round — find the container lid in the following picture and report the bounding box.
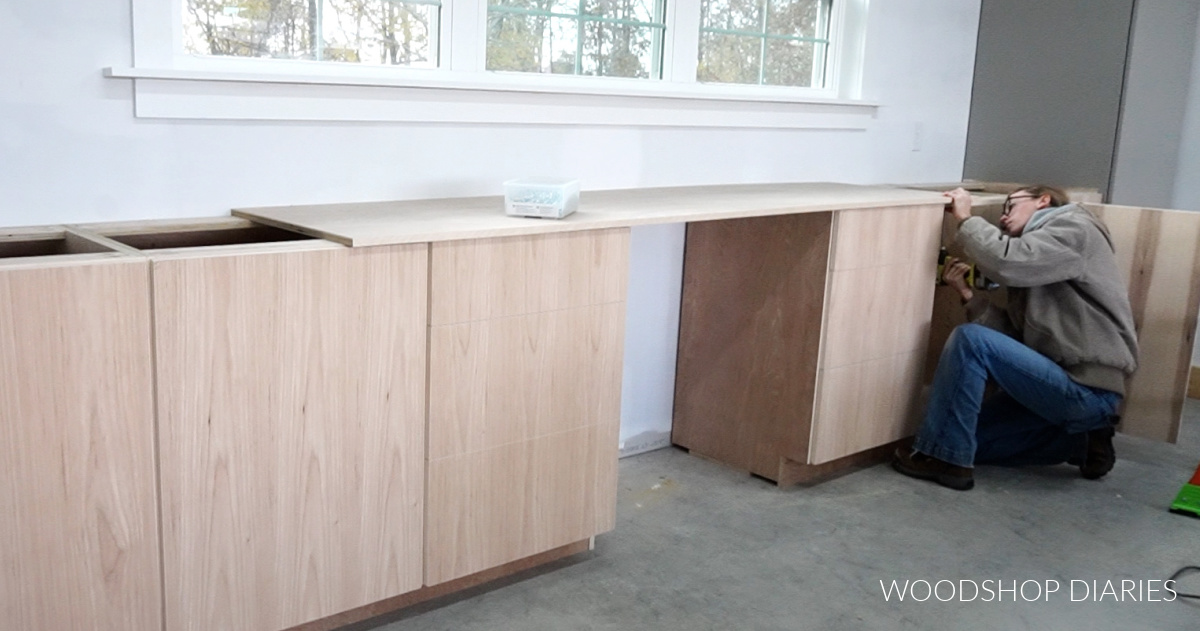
[504,177,579,186]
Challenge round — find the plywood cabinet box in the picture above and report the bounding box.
[0,228,160,631]
[671,204,944,485]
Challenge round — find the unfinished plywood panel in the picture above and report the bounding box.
[0,254,160,631]
[426,230,628,586]
[154,243,428,631]
[808,205,942,465]
[1088,204,1200,443]
[671,213,832,482]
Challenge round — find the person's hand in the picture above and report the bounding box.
[942,255,974,302]
[943,187,973,225]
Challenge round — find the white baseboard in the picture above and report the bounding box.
[618,431,672,458]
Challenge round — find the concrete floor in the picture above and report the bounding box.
[352,402,1200,631]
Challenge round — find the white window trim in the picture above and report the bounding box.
[110,0,875,128]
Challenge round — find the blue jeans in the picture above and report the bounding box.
[915,323,1122,468]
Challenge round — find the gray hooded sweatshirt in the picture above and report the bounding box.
[957,203,1139,395]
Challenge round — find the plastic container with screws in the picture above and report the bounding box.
[503,178,580,219]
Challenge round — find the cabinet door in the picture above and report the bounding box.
[809,205,942,464]
[426,229,628,585]
[0,258,160,631]
[154,244,427,631]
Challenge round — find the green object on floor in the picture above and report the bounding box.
[1171,483,1200,518]
[1171,462,1200,517]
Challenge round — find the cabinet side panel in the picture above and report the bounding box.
[1090,205,1200,442]
[156,245,427,631]
[672,214,831,478]
[0,261,160,631]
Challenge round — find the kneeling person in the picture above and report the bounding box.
[893,185,1139,491]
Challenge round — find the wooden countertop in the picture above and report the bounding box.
[232,182,949,247]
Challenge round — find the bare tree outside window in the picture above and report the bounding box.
[183,0,439,67]
[485,0,665,78]
[697,0,830,87]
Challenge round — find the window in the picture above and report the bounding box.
[183,0,441,67]
[697,0,831,87]
[172,0,848,88]
[111,0,872,126]
[484,0,667,78]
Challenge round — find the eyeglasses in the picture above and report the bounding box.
[1002,195,1035,214]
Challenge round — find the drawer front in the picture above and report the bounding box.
[820,205,941,369]
[821,261,937,368]
[809,205,941,465]
[429,229,629,326]
[426,230,628,586]
[829,204,942,271]
[426,425,605,584]
[810,350,925,464]
[428,303,625,460]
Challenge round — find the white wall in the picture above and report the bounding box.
[0,0,981,452]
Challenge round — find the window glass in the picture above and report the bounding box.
[697,0,830,87]
[183,0,441,67]
[486,0,666,78]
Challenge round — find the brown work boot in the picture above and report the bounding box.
[892,448,975,491]
[1080,425,1116,480]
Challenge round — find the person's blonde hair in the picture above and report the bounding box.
[1013,185,1069,207]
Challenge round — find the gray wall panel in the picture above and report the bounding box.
[1111,1,1199,207]
[964,0,1135,193]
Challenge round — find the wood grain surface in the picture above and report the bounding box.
[671,213,833,481]
[425,231,627,586]
[430,229,628,326]
[428,303,625,461]
[809,350,926,464]
[808,205,942,464]
[425,426,602,584]
[153,243,429,631]
[0,257,161,631]
[283,540,593,631]
[1089,204,1200,442]
[233,183,947,247]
